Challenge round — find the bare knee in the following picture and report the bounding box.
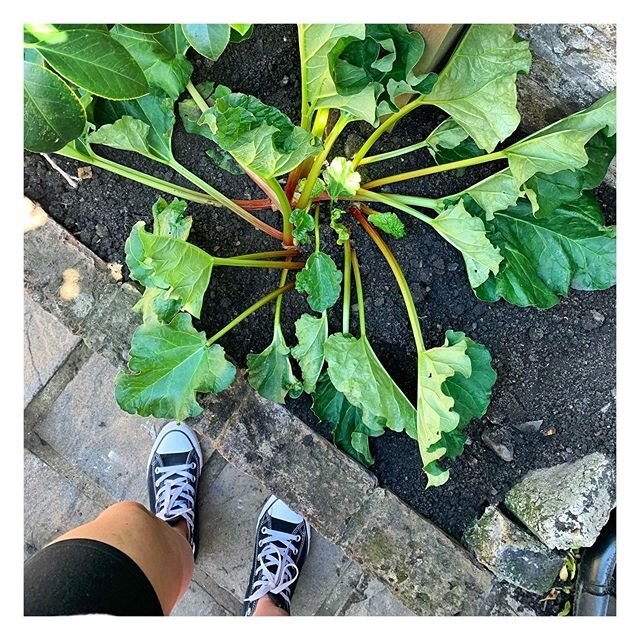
[100,501,153,522]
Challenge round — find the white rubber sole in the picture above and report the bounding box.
[257,495,311,561]
[147,421,204,471]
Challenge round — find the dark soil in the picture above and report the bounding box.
[24,25,615,612]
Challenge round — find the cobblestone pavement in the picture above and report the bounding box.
[24,199,529,616]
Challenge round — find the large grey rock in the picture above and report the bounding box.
[504,452,615,549]
[24,294,80,407]
[464,506,565,594]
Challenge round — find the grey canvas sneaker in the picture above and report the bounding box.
[147,422,203,557]
[242,496,311,615]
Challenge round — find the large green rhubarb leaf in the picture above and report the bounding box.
[427,200,503,288]
[111,24,192,99]
[504,91,616,188]
[416,336,471,487]
[425,24,531,152]
[125,221,213,318]
[197,90,321,179]
[115,312,235,421]
[291,313,328,393]
[475,194,616,308]
[312,372,382,467]
[324,333,416,435]
[298,24,377,123]
[247,326,302,403]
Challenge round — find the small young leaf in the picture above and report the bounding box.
[33,29,149,100]
[115,312,236,421]
[323,157,361,200]
[290,209,315,246]
[23,61,86,152]
[181,24,230,61]
[475,194,616,308]
[152,197,192,240]
[294,177,325,203]
[247,325,302,403]
[291,313,328,393]
[424,25,532,152]
[111,24,192,99]
[368,212,405,239]
[330,209,350,244]
[428,200,503,288]
[125,221,213,318]
[295,252,343,313]
[312,372,381,467]
[324,333,416,435]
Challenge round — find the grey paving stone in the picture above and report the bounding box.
[171,581,231,617]
[24,449,101,557]
[34,352,169,504]
[24,294,80,408]
[24,215,115,334]
[339,573,415,616]
[196,462,272,603]
[291,526,353,616]
[217,390,378,542]
[340,488,494,616]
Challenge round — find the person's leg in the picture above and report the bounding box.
[243,496,311,616]
[24,422,203,616]
[52,500,194,615]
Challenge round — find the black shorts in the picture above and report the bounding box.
[24,538,163,616]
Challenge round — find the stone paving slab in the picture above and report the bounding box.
[24,294,80,408]
[213,390,378,543]
[24,449,101,558]
[34,352,169,504]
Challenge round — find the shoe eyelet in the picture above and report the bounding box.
[155,480,160,487]
[295,535,301,542]
[261,526,267,534]
[154,467,160,474]
[191,462,196,469]
[293,548,298,555]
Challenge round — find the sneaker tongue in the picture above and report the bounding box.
[268,515,299,536]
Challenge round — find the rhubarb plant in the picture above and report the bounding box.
[24,23,616,488]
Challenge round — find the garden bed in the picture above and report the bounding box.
[23,23,616,546]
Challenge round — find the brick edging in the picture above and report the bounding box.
[24,204,514,616]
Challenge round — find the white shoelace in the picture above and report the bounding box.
[245,528,301,606]
[154,462,197,534]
